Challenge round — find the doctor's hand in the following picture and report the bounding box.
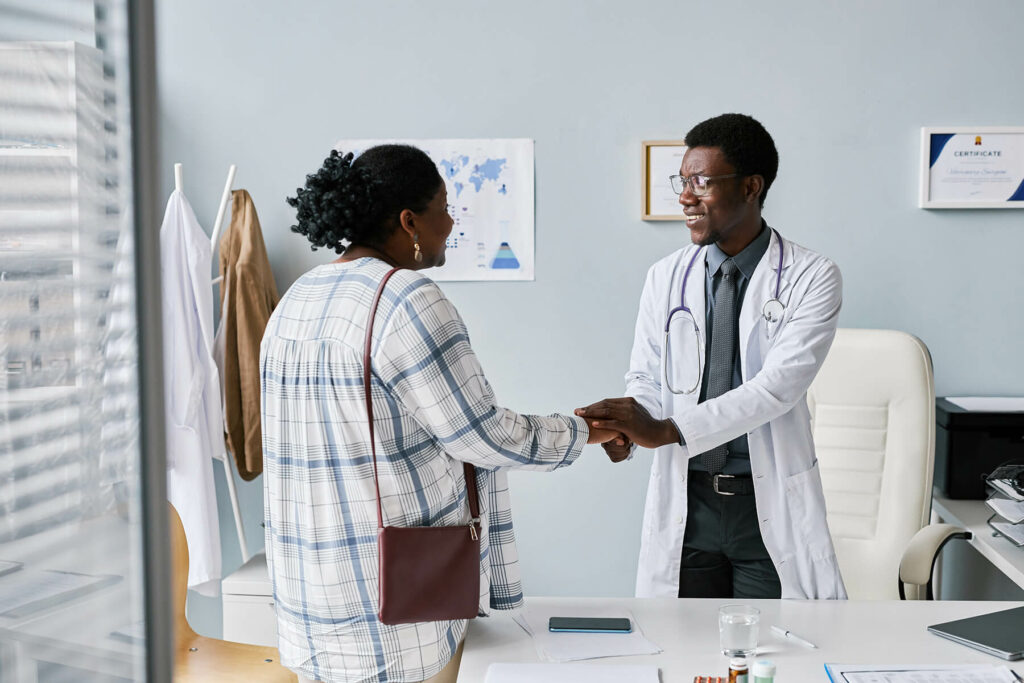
[575,398,681,450]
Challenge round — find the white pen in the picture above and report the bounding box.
[771,625,818,649]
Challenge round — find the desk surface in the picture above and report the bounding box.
[0,514,142,682]
[458,597,1024,682]
[932,491,1024,590]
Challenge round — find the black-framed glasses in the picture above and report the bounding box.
[669,173,738,196]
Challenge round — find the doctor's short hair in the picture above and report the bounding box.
[684,113,778,208]
[287,144,442,253]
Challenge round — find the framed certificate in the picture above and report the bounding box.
[642,140,686,220]
[920,127,1024,208]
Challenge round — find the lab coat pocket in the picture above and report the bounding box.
[784,462,833,561]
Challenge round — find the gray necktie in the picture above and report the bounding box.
[698,259,738,474]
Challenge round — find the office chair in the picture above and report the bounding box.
[808,328,968,600]
[897,523,972,599]
[170,503,297,682]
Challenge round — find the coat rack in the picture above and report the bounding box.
[171,162,251,563]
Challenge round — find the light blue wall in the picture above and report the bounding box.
[155,0,1024,634]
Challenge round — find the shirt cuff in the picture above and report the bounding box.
[668,417,686,446]
[556,415,589,469]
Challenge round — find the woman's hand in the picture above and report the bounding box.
[583,418,628,448]
[601,435,633,463]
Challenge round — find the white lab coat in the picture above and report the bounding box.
[627,229,847,600]
[160,190,222,597]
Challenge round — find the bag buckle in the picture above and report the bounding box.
[468,518,480,541]
[713,474,737,496]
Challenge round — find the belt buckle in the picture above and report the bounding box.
[713,473,737,496]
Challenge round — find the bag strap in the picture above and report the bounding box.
[363,267,479,532]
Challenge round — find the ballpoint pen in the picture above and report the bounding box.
[771,625,818,649]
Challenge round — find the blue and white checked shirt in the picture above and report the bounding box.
[261,258,587,683]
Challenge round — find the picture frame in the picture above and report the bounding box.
[919,127,1024,209]
[642,140,687,220]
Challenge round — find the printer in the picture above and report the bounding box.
[935,398,1024,499]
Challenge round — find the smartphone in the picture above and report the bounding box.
[547,616,632,634]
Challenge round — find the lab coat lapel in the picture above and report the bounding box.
[739,230,794,367]
[684,246,708,385]
[685,246,708,336]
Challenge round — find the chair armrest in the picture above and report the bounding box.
[898,523,972,599]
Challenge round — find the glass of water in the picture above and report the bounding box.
[719,604,759,657]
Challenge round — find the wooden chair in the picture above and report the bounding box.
[170,503,297,682]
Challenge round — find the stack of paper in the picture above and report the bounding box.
[485,663,660,683]
[985,468,1024,547]
[511,605,662,663]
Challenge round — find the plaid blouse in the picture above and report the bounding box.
[261,258,586,683]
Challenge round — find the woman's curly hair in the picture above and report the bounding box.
[287,145,442,254]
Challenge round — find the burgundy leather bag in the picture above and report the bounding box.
[364,267,481,625]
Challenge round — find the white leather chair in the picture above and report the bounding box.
[808,328,943,599]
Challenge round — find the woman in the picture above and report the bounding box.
[261,145,616,683]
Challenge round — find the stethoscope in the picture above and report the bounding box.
[663,229,786,394]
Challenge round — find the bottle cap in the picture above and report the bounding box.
[752,659,776,676]
[729,657,748,669]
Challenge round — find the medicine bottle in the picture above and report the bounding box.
[728,657,748,683]
[752,659,776,683]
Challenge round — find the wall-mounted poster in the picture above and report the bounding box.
[335,138,534,281]
[920,127,1024,209]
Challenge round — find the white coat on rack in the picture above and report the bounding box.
[161,164,223,596]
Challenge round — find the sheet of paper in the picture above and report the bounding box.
[990,519,1024,546]
[511,610,533,636]
[825,663,1019,682]
[830,664,1019,682]
[989,480,1024,503]
[946,396,1024,412]
[519,604,662,662]
[485,663,660,683]
[0,569,120,618]
[987,496,1024,524]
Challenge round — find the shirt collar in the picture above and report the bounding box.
[706,221,771,280]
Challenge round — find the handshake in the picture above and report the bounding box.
[574,397,682,463]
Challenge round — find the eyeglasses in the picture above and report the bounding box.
[669,173,738,196]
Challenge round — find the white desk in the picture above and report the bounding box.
[0,514,143,683]
[458,597,1024,682]
[932,490,1024,591]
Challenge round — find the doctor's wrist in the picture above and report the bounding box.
[657,419,682,448]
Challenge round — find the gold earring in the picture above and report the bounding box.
[413,234,423,263]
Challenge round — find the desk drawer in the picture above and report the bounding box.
[222,594,278,647]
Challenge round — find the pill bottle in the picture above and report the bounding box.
[752,659,776,683]
[728,657,749,683]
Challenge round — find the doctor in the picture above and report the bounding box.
[578,114,846,600]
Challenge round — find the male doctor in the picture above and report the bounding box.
[578,113,846,600]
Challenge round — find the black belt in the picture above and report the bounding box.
[689,470,755,496]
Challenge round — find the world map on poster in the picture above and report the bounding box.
[439,156,508,197]
[334,138,535,281]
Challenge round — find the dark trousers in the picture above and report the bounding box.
[678,471,782,599]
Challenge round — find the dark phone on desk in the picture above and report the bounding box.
[548,617,632,633]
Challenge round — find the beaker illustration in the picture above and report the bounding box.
[491,242,520,269]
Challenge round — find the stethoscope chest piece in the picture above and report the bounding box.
[762,298,785,324]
